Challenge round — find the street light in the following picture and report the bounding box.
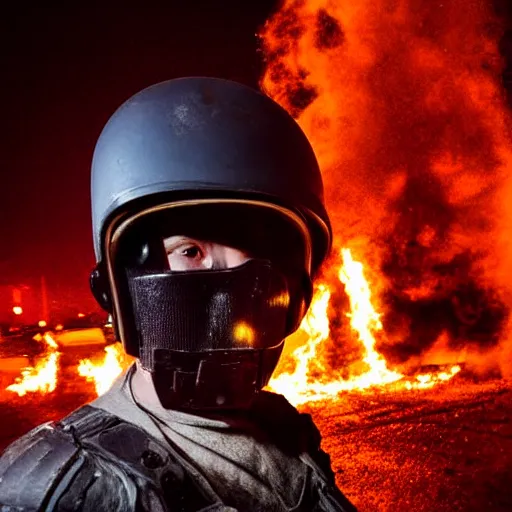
[13,306,23,315]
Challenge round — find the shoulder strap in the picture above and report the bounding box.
[58,403,121,438]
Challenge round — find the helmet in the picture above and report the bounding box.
[90,77,331,410]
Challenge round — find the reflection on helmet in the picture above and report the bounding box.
[89,77,332,410]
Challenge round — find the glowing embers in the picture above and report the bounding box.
[6,333,60,397]
[268,249,462,406]
[78,342,133,396]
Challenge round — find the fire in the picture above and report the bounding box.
[406,365,461,390]
[78,343,133,396]
[4,2,507,409]
[6,333,60,397]
[338,249,402,387]
[267,284,331,404]
[269,249,462,405]
[261,0,512,401]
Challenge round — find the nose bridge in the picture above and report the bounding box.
[210,244,250,270]
[209,244,227,270]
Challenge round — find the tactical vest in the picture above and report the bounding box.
[0,404,356,511]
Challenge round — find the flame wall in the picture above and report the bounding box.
[260,0,512,377]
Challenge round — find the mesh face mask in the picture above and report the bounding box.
[128,260,290,409]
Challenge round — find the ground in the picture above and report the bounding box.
[306,379,512,511]
[0,341,511,511]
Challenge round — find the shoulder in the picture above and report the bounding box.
[250,391,335,480]
[249,393,357,510]
[250,391,322,451]
[0,419,79,509]
[0,405,137,511]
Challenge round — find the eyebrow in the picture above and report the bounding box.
[163,235,196,250]
[162,235,208,250]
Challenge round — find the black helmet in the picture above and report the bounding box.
[90,77,332,410]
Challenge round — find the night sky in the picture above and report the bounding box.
[0,2,278,317]
[1,2,511,319]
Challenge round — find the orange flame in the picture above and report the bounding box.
[269,249,461,405]
[6,333,60,397]
[267,283,331,404]
[78,343,133,396]
[338,248,403,387]
[406,365,461,390]
[261,0,512,398]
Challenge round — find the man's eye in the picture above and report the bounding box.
[180,246,202,259]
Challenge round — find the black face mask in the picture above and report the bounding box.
[127,259,290,410]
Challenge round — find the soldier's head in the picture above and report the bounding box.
[89,77,331,410]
